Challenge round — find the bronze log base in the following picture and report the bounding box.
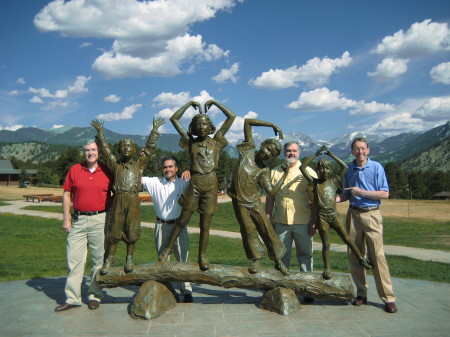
[98,261,354,318]
[130,280,179,320]
[260,287,301,315]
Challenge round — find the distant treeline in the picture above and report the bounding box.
[6,145,450,200]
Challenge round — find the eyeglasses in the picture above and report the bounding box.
[353,147,367,152]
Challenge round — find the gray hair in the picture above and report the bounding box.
[283,141,300,152]
[83,139,98,148]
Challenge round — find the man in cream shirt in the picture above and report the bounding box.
[266,141,317,302]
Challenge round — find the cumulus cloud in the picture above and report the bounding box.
[29,96,44,104]
[364,112,427,135]
[8,90,21,96]
[79,42,93,48]
[96,103,142,121]
[211,62,239,83]
[430,62,450,85]
[16,77,26,84]
[28,75,90,99]
[373,19,450,57]
[42,101,69,111]
[367,57,409,81]
[411,96,450,122]
[249,51,352,90]
[0,124,24,131]
[104,94,121,103]
[153,90,215,119]
[216,110,258,143]
[152,91,191,108]
[52,125,64,129]
[287,87,395,115]
[34,0,239,78]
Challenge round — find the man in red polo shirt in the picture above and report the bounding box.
[55,139,112,312]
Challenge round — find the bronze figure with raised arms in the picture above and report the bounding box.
[91,117,165,274]
[300,145,371,279]
[159,100,236,271]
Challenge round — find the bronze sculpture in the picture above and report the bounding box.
[228,119,290,275]
[300,145,372,279]
[91,117,165,274]
[159,100,236,271]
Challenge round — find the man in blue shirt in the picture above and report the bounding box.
[337,137,397,313]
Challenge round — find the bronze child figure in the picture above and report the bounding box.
[91,117,165,274]
[228,119,290,275]
[300,145,372,280]
[159,100,236,271]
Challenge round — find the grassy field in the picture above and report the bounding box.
[22,201,450,252]
[0,213,449,283]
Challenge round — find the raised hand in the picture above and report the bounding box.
[91,119,103,133]
[204,99,217,113]
[273,125,284,139]
[316,144,327,156]
[153,117,166,130]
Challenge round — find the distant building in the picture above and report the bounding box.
[0,160,37,186]
[431,191,450,201]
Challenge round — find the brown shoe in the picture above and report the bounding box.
[384,302,397,313]
[352,296,368,306]
[55,303,81,312]
[88,300,100,310]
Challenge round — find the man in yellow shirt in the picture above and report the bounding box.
[266,141,317,302]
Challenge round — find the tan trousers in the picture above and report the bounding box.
[65,213,106,305]
[346,208,395,303]
[155,221,192,294]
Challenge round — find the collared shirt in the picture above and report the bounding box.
[180,131,227,175]
[63,162,112,212]
[270,160,317,225]
[344,158,389,208]
[141,176,189,220]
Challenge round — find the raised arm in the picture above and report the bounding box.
[170,101,202,137]
[204,100,236,136]
[141,117,165,160]
[300,145,325,182]
[91,119,116,168]
[260,160,290,197]
[326,148,347,178]
[243,119,284,143]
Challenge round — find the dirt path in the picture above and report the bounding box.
[1,186,449,220]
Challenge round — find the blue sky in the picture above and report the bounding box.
[1,0,449,143]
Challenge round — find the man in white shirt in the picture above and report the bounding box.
[141,156,193,302]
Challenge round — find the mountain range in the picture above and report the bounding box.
[1,121,449,171]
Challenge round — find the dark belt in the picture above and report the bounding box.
[349,205,379,213]
[156,217,178,224]
[75,210,107,216]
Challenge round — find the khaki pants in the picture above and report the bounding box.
[346,208,395,303]
[274,222,313,272]
[155,220,192,294]
[65,212,106,305]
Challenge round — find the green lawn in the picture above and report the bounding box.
[0,213,448,283]
[23,201,450,251]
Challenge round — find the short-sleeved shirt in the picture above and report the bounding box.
[179,132,227,175]
[343,158,389,208]
[270,161,317,225]
[63,162,112,212]
[141,176,189,221]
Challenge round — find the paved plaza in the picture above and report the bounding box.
[0,274,449,337]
